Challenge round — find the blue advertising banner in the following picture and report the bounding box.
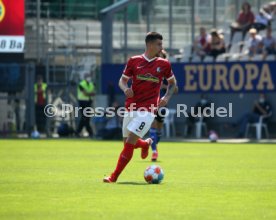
[101,61,276,94]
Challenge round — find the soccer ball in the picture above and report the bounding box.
[209,130,218,142]
[144,165,164,184]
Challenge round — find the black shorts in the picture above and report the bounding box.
[155,107,168,123]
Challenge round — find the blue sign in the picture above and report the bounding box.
[101,61,276,94]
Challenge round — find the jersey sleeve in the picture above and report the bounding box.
[164,62,174,81]
[122,58,133,79]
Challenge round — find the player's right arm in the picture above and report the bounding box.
[119,76,134,98]
[119,58,135,98]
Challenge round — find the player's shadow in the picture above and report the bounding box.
[117,182,148,185]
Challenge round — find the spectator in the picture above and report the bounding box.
[262,27,276,59]
[235,94,272,138]
[96,101,122,140]
[192,27,211,61]
[14,99,21,132]
[76,73,95,137]
[252,10,272,32]
[247,28,263,58]
[185,94,211,136]
[229,2,255,50]
[261,2,276,20]
[208,29,226,61]
[34,75,47,133]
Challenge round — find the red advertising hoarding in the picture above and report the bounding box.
[0,0,25,53]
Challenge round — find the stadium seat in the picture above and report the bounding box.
[228,54,240,61]
[163,108,176,138]
[169,56,177,63]
[265,55,275,61]
[239,55,249,61]
[180,56,191,63]
[191,55,201,63]
[216,54,226,62]
[229,41,243,54]
[232,32,243,44]
[245,113,272,140]
[183,116,208,138]
[181,45,192,58]
[203,56,214,62]
[224,41,243,61]
[252,54,263,61]
[223,33,230,44]
[195,117,208,138]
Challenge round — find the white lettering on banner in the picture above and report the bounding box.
[0,36,25,52]
[184,63,275,92]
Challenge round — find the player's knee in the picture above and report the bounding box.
[126,132,140,145]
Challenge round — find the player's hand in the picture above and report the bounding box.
[158,96,169,107]
[124,88,134,98]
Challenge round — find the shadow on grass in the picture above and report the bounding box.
[117,182,148,185]
[137,160,163,163]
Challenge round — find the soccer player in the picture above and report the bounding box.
[149,50,178,161]
[149,50,168,161]
[149,103,166,161]
[103,32,177,183]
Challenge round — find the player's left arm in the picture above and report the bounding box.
[159,76,177,107]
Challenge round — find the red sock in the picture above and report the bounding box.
[112,142,134,180]
[134,138,149,149]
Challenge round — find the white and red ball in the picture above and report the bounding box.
[144,165,164,184]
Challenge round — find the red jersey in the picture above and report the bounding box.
[237,11,255,25]
[122,54,174,111]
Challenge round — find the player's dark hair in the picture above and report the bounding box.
[145,32,163,44]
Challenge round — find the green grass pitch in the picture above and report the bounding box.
[0,139,276,220]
